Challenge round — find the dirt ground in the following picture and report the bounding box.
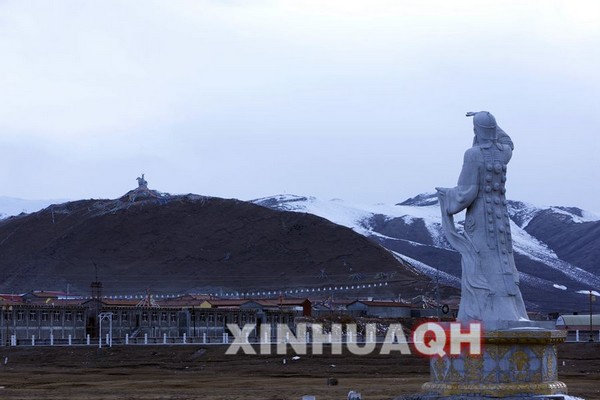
[0,343,598,400]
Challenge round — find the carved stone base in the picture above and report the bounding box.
[422,329,568,398]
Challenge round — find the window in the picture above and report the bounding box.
[76,311,83,322]
[17,311,24,321]
[199,313,206,323]
[29,311,37,321]
[170,312,177,323]
[151,312,158,322]
[54,311,61,321]
[3,311,12,321]
[142,312,148,322]
[161,312,167,322]
[41,312,49,321]
[65,311,72,321]
[121,311,128,322]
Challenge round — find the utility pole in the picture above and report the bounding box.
[589,290,594,342]
[435,270,441,321]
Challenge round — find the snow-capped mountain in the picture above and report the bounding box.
[253,193,600,313]
[0,196,68,219]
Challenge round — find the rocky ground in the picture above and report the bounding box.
[0,343,598,399]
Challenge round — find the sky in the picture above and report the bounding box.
[1,0,599,213]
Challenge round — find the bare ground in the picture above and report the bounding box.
[0,343,598,399]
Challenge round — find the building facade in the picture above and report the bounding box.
[1,292,307,344]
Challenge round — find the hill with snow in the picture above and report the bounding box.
[0,190,430,299]
[253,193,600,313]
[3,191,597,313]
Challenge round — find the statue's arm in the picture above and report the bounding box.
[440,149,479,215]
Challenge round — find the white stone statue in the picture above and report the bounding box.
[436,112,528,323]
[136,173,148,188]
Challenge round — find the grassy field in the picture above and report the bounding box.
[0,343,598,399]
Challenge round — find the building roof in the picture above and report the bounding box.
[201,298,310,309]
[26,290,80,299]
[556,314,600,327]
[203,299,249,308]
[348,300,414,308]
[247,299,310,307]
[0,294,25,304]
[1,290,310,310]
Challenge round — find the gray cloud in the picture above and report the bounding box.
[1,1,599,212]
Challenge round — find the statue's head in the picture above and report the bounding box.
[468,111,497,141]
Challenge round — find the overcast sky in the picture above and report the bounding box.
[1,1,599,213]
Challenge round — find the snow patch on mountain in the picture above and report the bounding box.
[253,193,600,291]
[550,206,600,223]
[553,284,567,290]
[391,252,460,287]
[508,200,599,228]
[254,194,448,245]
[253,194,374,235]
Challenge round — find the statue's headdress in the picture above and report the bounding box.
[467,111,497,141]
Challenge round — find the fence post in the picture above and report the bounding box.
[11,335,16,346]
[144,333,148,345]
[163,333,167,344]
[87,334,91,345]
[50,334,54,346]
[203,333,206,344]
[125,334,129,345]
[183,333,187,344]
[68,335,72,346]
[31,335,35,346]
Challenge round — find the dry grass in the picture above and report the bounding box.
[0,343,598,399]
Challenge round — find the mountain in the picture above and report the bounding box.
[0,196,67,220]
[253,194,600,313]
[0,188,430,299]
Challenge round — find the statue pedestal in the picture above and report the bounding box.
[422,329,568,399]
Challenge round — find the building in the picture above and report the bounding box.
[1,291,310,345]
[346,300,413,318]
[556,314,600,342]
[1,293,87,344]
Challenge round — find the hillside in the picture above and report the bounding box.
[0,189,429,298]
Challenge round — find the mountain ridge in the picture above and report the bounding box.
[2,192,597,313]
[0,191,430,300]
